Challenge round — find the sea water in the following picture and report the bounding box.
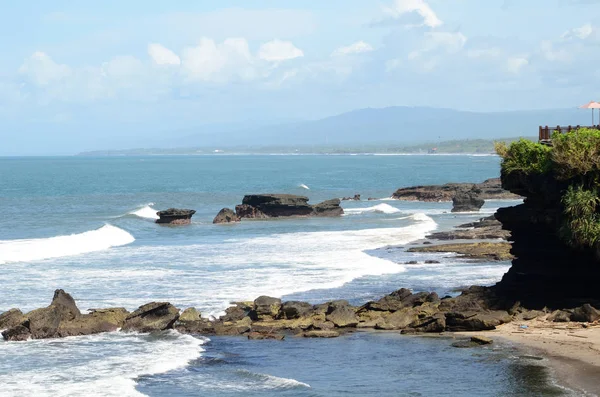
[0,155,567,396]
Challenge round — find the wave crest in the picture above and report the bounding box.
[0,225,135,264]
[130,204,159,220]
[344,203,401,215]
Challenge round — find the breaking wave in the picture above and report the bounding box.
[0,225,135,264]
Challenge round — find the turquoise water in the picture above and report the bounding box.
[0,155,565,396]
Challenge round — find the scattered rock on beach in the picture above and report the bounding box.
[213,208,240,224]
[156,208,196,225]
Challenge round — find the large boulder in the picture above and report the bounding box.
[451,188,485,212]
[253,296,282,318]
[312,199,344,217]
[122,302,180,332]
[570,304,600,322]
[156,208,196,225]
[445,310,512,331]
[0,309,24,330]
[213,208,240,224]
[362,289,439,312]
[279,301,314,319]
[325,302,358,328]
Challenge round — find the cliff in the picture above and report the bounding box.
[494,133,600,309]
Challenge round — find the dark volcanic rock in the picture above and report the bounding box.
[392,178,519,202]
[279,301,314,319]
[235,194,343,219]
[570,304,600,322]
[342,194,361,201]
[213,208,240,224]
[451,188,485,212]
[248,331,285,340]
[239,194,313,218]
[122,302,179,332]
[156,208,196,225]
[312,199,344,217]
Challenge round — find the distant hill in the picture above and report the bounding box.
[171,106,591,147]
[79,106,592,154]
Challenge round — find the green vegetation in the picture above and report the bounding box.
[494,139,552,174]
[497,128,600,249]
[560,185,600,248]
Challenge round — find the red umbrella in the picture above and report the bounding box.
[579,101,600,125]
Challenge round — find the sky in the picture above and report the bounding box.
[1,0,600,154]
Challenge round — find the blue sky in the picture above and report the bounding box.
[1,0,600,154]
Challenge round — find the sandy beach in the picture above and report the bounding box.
[457,318,600,395]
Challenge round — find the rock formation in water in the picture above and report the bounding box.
[156,208,196,225]
[392,178,519,202]
[451,188,485,212]
[213,208,240,224]
[233,194,343,219]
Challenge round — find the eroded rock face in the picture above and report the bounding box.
[312,199,344,217]
[122,302,180,332]
[495,170,600,308]
[213,208,240,224]
[451,188,485,212]
[253,296,282,319]
[156,208,196,225]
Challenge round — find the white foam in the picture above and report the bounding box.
[0,331,206,397]
[130,204,159,220]
[236,370,311,389]
[0,225,135,264]
[7,214,437,316]
[344,203,401,215]
[298,183,310,190]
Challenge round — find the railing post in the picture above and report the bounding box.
[545,126,549,140]
[539,126,542,141]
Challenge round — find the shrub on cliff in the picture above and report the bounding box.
[561,185,600,248]
[495,139,552,174]
[552,128,600,181]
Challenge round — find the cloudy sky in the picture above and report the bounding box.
[1,0,599,154]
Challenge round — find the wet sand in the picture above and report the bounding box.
[459,318,600,396]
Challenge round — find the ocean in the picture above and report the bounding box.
[0,154,568,396]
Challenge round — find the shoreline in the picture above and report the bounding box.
[457,320,600,396]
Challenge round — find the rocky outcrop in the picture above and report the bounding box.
[342,194,361,201]
[0,309,24,330]
[451,188,485,212]
[1,290,129,341]
[234,194,343,219]
[392,178,519,202]
[495,170,600,308]
[156,208,196,225]
[427,216,509,240]
[5,286,599,342]
[213,208,240,224]
[408,242,513,261]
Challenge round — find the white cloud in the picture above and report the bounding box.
[383,0,443,28]
[507,57,528,73]
[332,41,374,56]
[19,52,71,86]
[562,23,594,40]
[385,58,402,72]
[258,39,304,62]
[148,43,181,66]
[180,37,256,83]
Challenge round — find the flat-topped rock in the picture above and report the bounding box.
[392,178,519,202]
[233,194,343,219]
[156,208,196,225]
